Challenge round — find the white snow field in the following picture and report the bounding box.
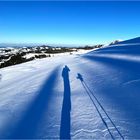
[0,37,140,139]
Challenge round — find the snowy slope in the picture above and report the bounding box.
[0,38,140,139]
[114,36,140,45]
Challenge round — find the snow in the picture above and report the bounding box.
[115,37,140,45]
[0,37,140,139]
[23,53,37,59]
[23,49,94,60]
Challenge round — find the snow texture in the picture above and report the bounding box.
[0,37,140,139]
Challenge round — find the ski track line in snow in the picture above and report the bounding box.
[122,79,140,86]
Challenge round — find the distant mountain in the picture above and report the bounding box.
[0,43,83,48]
[0,43,42,48]
[109,40,122,45]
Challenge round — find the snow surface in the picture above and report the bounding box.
[23,49,93,59]
[0,38,140,139]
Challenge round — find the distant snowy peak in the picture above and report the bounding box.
[109,40,123,45]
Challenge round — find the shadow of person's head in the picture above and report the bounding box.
[77,73,83,82]
[64,65,70,71]
[62,65,70,78]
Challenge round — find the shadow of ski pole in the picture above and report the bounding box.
[77,73,124,140]
[83,81,124,140]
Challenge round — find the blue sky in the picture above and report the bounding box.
[0,1,140,45]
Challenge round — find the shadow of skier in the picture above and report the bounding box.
[60,65,71,140]
[77,73,124,140]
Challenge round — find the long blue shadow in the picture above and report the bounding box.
[60,65,71,140]
[4,66,59,139]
